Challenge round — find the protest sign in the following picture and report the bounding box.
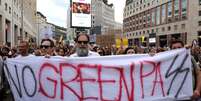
[4,48,193,101]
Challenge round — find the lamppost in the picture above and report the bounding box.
[20,0,24,41]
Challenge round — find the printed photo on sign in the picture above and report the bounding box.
[70,0,91,28]
[72,2,90,14]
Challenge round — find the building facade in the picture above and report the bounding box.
[96,29,124,47]
[0,0,37,47]
[123,0,201,47]
[66,0,122,45]
[51,23,67,42]
[37,12,67,45]
[36,11,48,44]
[91,0,115,34]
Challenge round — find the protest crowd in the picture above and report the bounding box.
[0,33,201,101]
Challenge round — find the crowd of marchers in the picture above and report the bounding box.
[0,33,201,101]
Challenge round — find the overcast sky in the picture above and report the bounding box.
[37,0,126,27]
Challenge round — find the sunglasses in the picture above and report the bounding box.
[77,41,89,44]
[172,46,182,49]
[40,45,51,49]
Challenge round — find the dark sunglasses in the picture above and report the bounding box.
[77,41,89,44]
[40,45,50,49]
[172,47,182,49]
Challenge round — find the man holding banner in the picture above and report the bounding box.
[70,33,100,57]
[170,40,201,100]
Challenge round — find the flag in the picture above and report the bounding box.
[141,36,145,43]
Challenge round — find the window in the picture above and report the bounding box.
[151,8,156,26]
[181,0,187,19]
[156,28,159,33]
[9,7,11,14]
[198,21,201,26]
[152,29,154,33]
[143,15,146,22]
[168,26,171,31]
[174,0,179,16]
[199,0,201,5]
[199,10,201,16]
[161,4,166,23]
[147,13,151,21]
[147,30,150,34]
[167,2,172,17]
[162,27,165,32]
[5,3,7,11]
[181,24,186,29]
[25,32,28,38]
[156,7,160,25]
[174,25,178,30]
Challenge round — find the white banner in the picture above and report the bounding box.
[4,49,193,101]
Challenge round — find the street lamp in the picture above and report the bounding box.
[21,0,24,41]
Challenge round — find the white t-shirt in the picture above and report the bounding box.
[15,54,35,59]
[70,50,100,57]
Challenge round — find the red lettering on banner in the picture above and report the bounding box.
[39,63,59,99]
[140,61,156,98]
[77,64,98,100]
[120,63,135,101]
[38,60,165,100]
[99,65,120,101]
[150,62,165,97]
[59,63,80,100]
[140,61,165,99]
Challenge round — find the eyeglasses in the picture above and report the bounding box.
[40,45,50,49]
[77,41,89,44]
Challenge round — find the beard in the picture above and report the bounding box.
[76,47,89,57]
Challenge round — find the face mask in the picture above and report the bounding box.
[76,47,88,57]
